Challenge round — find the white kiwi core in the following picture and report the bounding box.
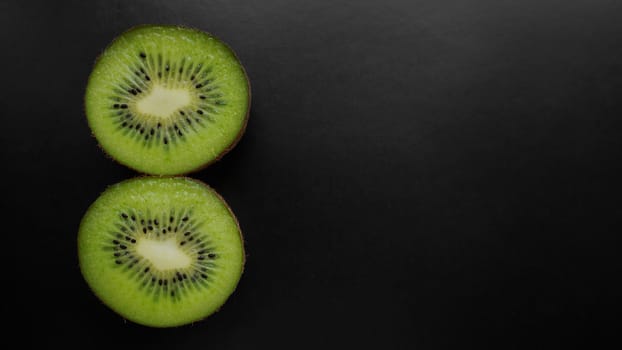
[136,85,192,118]
[136,237,192,270]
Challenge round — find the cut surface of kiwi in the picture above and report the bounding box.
[85,25,250,175]
[78,177,245,327]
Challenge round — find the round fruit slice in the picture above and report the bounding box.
[78,177,245,327]
[85,25,250,175]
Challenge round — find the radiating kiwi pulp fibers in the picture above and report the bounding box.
[85,26,250,175]
[78,177,245,327]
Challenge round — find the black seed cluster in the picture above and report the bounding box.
[108,51,228,148]
[104,209,219,300]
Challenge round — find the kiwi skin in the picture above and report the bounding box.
[83,24,252,175]
[77,176,246,327]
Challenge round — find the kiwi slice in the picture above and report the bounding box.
[85,25,250,175]
[78,177,245,327]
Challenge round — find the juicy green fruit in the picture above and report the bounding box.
[78,177,245,327]
[85,25,250,175]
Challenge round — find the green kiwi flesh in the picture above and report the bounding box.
[85,25,250,175]
[78,177,245,327]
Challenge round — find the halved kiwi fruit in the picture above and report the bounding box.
[85,25,250,175]
[78,177,245,327]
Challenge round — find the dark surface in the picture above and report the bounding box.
[2,0,621,348]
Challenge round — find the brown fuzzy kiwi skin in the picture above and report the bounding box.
[77,175,246,327]
[83,24,252,176]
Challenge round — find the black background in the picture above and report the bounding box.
[2,0,621,348]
